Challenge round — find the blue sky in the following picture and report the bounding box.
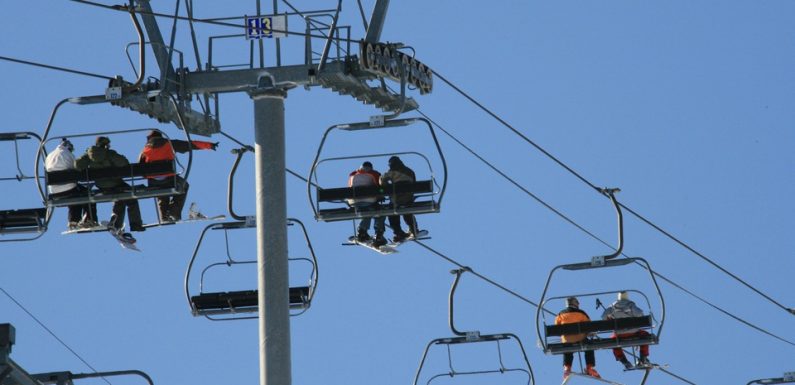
[1,1,794,385]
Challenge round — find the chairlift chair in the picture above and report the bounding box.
[184,218,318,320]
[747,372,795,385]
[535,189,665,385]
[308,116,447,222]
[540,289,660,354]
[413,268,535,385]
[34,94,196,210]
[0,132,50,241]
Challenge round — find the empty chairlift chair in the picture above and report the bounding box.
[413,268,535,385]
[308,116,447,223]
[185,218,318,320]
[0,132,49,241]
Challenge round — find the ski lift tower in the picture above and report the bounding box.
[117,1,433,385]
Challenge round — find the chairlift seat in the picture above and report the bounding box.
[317,180,434,202]
[46,161,183,207]
[0,208,47,234]
[190,287,311,316]
[544,315,657,354]
[316,180,437,222]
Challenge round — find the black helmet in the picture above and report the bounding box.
[388,156,402,167]
[147,129,163,139]
[360,161,373,170]
[96,136,111,147]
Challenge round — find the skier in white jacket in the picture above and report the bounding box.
[601,291,652,369]
[45,139,96,230]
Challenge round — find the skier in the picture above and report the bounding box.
[348,161,387,247]
[556,296,601,379]
[601,291,651,369]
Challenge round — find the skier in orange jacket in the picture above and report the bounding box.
[555,296,601,380]
[138,130,217,222]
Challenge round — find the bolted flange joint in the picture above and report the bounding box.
[247,74,295,100]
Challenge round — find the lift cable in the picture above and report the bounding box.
[62,0,792,357]
[217,129,318,188]
[411,241,697,385]
[22,0,791,348]
[412,108,795,348]
[430,68,795,317]
[0,287,113,385]
[0,55,115,81]
[414,240,545,313]
[68,0,338,40]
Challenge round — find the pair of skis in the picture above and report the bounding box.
[562,362,667,385]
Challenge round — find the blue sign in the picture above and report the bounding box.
[245,15,286,39]
[246,16,272,39]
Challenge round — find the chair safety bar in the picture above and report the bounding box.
[190,287,311,316]
[316,200,438,222]
[546,334,659,355]
[545,315,653,336]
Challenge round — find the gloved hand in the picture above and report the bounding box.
[211,142,219,151]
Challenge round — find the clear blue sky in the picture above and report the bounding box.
[1,1,794,385]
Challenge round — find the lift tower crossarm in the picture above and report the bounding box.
[181,63,346,94]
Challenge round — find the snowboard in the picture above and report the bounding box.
[100,219,140,252]
[345,236,397,255]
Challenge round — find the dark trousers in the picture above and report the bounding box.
[50,185,96,223]
[149,176,188,220]
[564,350,595,367]
[387,214,418,235]
[101,184,142,229]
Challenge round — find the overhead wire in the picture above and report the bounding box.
[217,129,318,188]
[0,287,113,385]
[411,107,795,348]
[405,107,785,382]
[47,0,788,377]
[429,68,795,317]
[68,0,348,42]
[63,0,794,321]
[0,55,115,81]
[411,241,697,384]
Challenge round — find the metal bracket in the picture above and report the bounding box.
[465,331,481,342]
[369,115,385,127]
[591,255,605,267]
